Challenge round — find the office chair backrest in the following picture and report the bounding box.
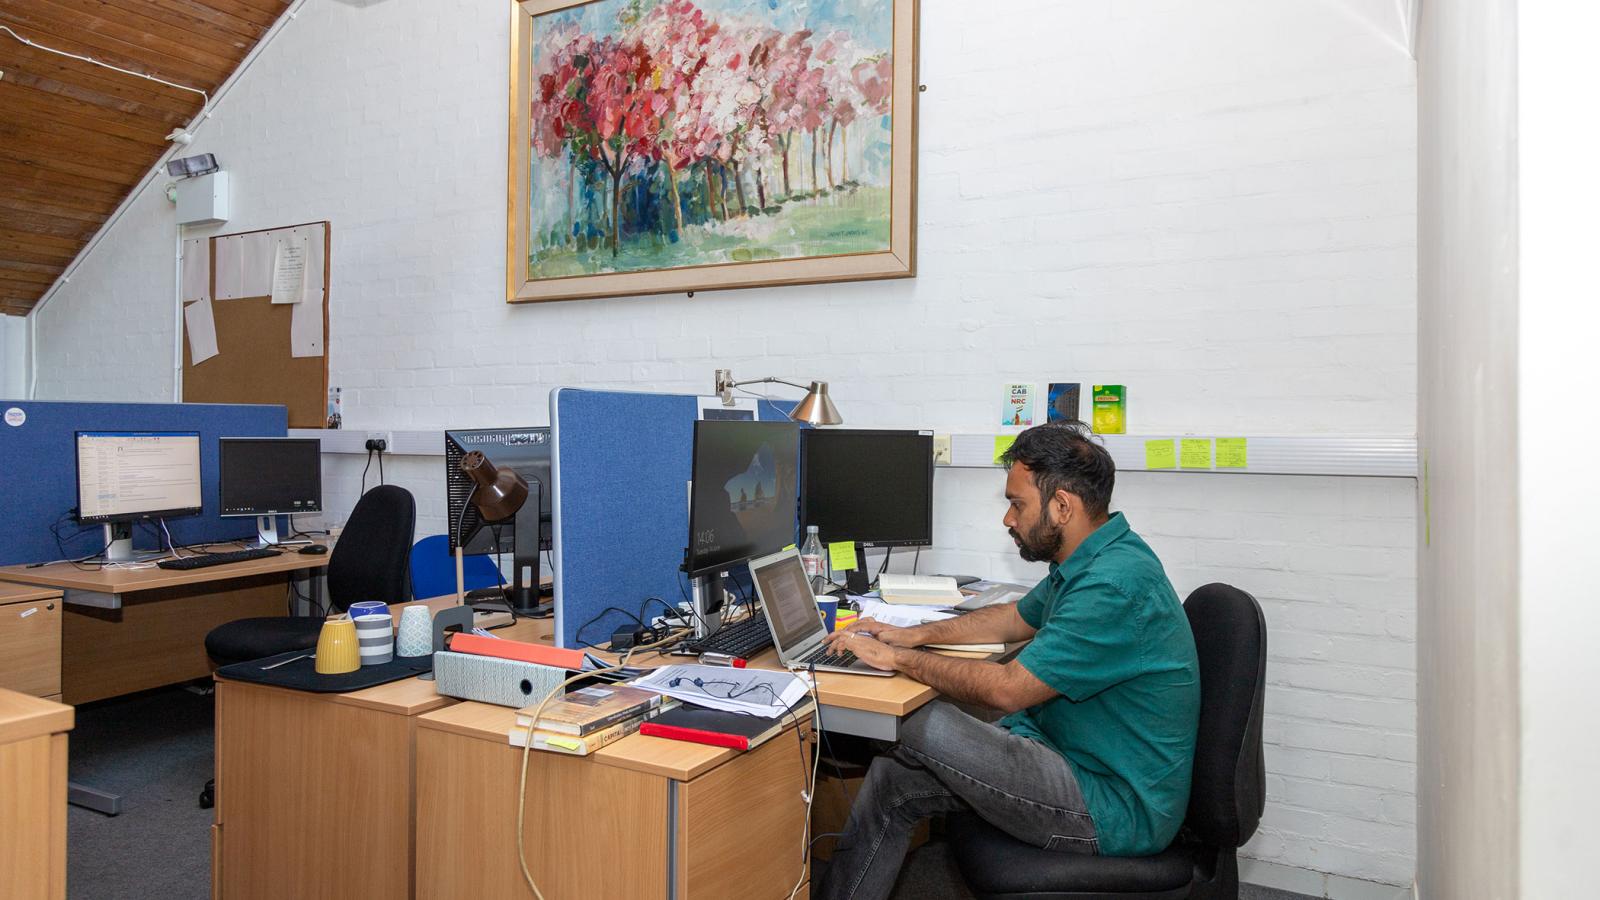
[409,534,505,601]
[1181,582,1267,850]
[327,485,416,611]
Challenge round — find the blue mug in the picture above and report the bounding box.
[815,597,839,633]
[347,601,390,621]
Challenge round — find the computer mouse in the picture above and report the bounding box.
[298,545,330,555]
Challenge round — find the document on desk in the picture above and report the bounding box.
[853,599,1004,653]
[878,574,963,606]
[632,664,808,718]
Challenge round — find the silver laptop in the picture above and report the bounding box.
[748,549,893,677]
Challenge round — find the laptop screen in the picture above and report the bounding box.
[751,552,827,652]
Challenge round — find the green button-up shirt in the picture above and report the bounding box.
[999,512,1200,856]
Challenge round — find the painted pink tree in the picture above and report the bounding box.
[851,52,895,167]
[631,0,714,233]
[531,23,588,243]
[761,31,821,200]
[816,31,867,188]
[579,36,668,254]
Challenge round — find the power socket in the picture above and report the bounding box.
[364,431,391,453]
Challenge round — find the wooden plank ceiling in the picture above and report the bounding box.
[0,0,292,316]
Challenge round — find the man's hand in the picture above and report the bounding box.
[821,629,901,672]
[825,617,923,649]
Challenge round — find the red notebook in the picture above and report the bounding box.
[639,699,815,751]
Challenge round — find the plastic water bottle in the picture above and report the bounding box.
[800,525,829,594]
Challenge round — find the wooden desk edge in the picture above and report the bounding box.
[0,550,329,594]
[0,690,75,745]
[213,672,458,717]
[0,583,64,605]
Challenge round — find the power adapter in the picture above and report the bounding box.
[364,438,387,452]
[609,624,658,651]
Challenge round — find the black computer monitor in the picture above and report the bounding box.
[445,427,552,614]
[685,420,801,579]
[801,428,934,591]
[75,431,203,560]
[218,437,323,547]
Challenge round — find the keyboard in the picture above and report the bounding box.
[157,548,283,570]
[800,647,859,669]
[690,613,775,659]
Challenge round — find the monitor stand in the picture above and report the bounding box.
[689,570,726,639]
[253,515,280,548]
[102,522,135,561]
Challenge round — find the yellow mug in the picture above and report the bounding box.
[314,616,360,674]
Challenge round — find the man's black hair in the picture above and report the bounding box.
[999,422,1116,518]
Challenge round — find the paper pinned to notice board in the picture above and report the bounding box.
[271,235,307,304]
[180,238,209,304]
[238,232,274,298]
[184,298,219,364]
[213,235,244,300]
[289,286,323,357]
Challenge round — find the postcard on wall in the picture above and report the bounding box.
[1001,383,1035,428]
[1091,385,1126,434]
[1046,383,1081,424]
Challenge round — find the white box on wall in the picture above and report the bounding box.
[176,171,230,225]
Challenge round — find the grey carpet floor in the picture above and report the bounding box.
[67,686,1316,900]
[67,685,214,900]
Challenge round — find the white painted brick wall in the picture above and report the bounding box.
[26,0,1417,889]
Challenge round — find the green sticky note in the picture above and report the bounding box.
[1144,439,1177,469]
[1180,438,1213,469]
[992,434,1017,465]
[828,541,857,572]
[1215,438,1247,468]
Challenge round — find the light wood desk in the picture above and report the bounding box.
[0,548,329,705]
[416,689,811,900]
[0,689,74,900]
[211,597,543,900]
[0,582,64,701]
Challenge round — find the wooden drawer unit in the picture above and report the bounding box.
[0,590,63,699]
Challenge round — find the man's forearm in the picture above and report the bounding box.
[891,649,1021,711]
[904,603,1034,646]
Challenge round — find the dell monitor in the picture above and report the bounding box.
[445,427,552,614]
[76,431,203,561]
[218,437,323,547]
[801,428,934,593]
[685,419,800,633]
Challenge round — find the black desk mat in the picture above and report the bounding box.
[217,650,433,693]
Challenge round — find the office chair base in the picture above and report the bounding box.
[199,778,215,810]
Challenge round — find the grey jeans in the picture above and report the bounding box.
[818,701,1098,900]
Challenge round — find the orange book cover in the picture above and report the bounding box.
[446,632,586,670]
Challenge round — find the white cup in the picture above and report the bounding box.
[396,606,433,658]
[354,613,394,666]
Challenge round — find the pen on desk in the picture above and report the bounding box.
[698,652,747,668]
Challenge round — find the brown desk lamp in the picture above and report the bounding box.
[455,450,545,615]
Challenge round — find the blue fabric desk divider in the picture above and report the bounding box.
[0,400,288,566]
[549,388,794,649]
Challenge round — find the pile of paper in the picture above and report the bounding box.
[853,597,958,629]
[632,664,808,719]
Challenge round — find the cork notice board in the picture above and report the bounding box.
[182,221,330,428]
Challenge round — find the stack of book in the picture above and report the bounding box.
[508,684,674,756]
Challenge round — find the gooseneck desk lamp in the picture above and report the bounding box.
[713,368,844,426]
[453,450,547,617]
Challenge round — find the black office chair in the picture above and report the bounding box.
[199,485,415,808]
[947,583,1266,900]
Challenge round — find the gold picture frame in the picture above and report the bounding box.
[506,0,918,304]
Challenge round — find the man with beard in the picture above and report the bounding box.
[817,422,1200,900]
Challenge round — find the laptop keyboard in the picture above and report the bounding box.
[801,647,859,669]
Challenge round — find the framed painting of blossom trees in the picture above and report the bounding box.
[507,0,918,303]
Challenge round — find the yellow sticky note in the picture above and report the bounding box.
[1215,438,1248,468]
[544,735,583,752]
[1144,439,1176,469]
[782,543,797,552]
[992,434,1017,465]
[828,541,857,572]
[1180,438,1213,469]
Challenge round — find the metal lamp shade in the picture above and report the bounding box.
[789,382,843,426]
[459,450,528,521]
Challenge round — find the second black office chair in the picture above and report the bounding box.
[200,485,415,808]
[946,582,1267,900]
